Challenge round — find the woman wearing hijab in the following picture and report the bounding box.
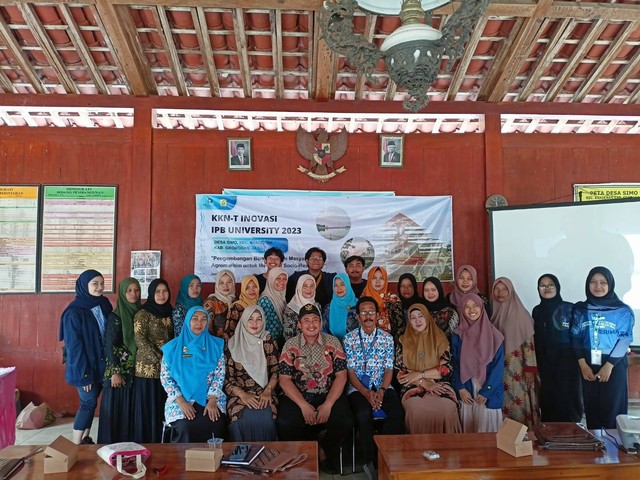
[132,279,174,443]
[225,305,279,441]
[422,276,459,339]
[397,273,428,339]
[258,267,288,348]
[395,303,460,434]
[161,306,226,442]
[448,265,491,317]
[490,277,540,428]
[172,274,203,337]
[451,293,505,433]
[204,269,236,338]
[283,274,320,342]
[59,269,113,444]
[532,273,583,422]
[225,274,260,339]
[571,266,635,429]
[322,273,358,342]
[98,277,141,444]
[362,266,403,342]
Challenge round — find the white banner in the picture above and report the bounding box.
[195,195,453,283]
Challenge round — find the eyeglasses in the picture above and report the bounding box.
[538,284,556,290]
[359,310,377,316]
[308,256,324,261]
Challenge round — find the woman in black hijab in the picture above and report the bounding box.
[571,267,634,429]
[532,273,582,422]
[397,273,428,338]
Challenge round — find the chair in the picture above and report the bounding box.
[160,421,171,444]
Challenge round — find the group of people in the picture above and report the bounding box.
[59,245,634,479]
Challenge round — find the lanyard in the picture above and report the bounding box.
[358,327,378,373]
[591,312,604,350]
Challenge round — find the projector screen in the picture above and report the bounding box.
[490,198,640,349]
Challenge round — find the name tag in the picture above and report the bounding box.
[591,349,602,365]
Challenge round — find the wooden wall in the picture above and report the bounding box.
[1,112,639,412]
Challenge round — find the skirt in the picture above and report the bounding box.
[97,378,134,443]
[403,394,461,434]
[132,377,166,443]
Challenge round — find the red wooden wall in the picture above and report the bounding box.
[1,112,639,412]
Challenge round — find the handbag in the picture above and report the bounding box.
[97,442,151,478]
[532,422,605,451]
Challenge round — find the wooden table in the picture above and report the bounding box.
[0,441,318,479]
[375,433,640,480]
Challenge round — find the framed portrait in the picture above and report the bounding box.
[379,135,404,168]
[228,138,252,171]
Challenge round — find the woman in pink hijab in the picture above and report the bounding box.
[490,277,540,429]
[448,265,492,318]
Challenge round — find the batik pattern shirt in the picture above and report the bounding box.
[343,327,394,394]
[278,333,346,401]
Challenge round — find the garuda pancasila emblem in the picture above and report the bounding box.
[296,127,348,182]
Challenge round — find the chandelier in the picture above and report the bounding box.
[319,0,489,111]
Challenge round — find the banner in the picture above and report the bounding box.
[574,183,640,202]
[195,195,453,283]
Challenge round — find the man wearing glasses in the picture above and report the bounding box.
[277,303,353,474]
[343,296,404,480]
[286,247,336,308]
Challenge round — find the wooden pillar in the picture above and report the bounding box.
[132,101,153,247]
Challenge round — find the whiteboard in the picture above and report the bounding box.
[490,199,640,348]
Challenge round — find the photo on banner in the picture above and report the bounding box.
[194,194,452,283]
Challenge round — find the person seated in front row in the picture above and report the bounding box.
[286,247,335,308]
[277,304,354,474]
[224,305,279,441]
[343,296,404,480]
[254,247,285,294]
[160,306,227,442]
[344,255,367,298]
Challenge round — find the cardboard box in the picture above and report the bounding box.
[185,448,223,472]
[44,436,78,474]
[496,418,533,457]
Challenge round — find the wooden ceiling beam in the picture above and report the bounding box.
[601,45,640,104]
[486,0,554,103]
[385,79,397,102]
[0,15,45,93]
[312,11,335,102]
[573,21,639,103]
[153,6,189,96]
[627,82,640,105]
[59,4,109,94]
[476,17,524,101]
[354,13,377,101]
[192,6,221,97]
[517,17,576,102]
[0,67,16,93]
[550,1,640,22]
[94,0,157,95]
[446,15,488,101]
[543,19,607,102]
[270,10,284,99]
[17,3,78,94]
[232,8,252,99]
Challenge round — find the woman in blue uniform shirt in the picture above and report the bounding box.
[571,266,634,429]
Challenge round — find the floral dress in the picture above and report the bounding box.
[431,306,459,339]
[502,336,540,429]
[224,336,280,423]
[258,296,285,348]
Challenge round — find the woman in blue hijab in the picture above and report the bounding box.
[59,269,113,444]
[322,273,358,342]
[172,274,203,337]
[161,306,227,442]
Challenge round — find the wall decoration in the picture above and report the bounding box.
[296,128,348,182]
[0,185,40,294]
[380,135,404,167]
[40,185,117,293]
[130,250,161,299]
[228,138,252,171]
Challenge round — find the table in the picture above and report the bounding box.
[0,441,318,479]
[375,432,640,480]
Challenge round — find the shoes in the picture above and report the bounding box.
[363,461,378,480]
[319,459,339,475]
[80,436,95,444]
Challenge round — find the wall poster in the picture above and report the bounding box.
[40,185,117,293]
[130,250,161,300]
[0,185,40,293]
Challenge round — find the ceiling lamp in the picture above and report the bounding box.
[320,0,489,111]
